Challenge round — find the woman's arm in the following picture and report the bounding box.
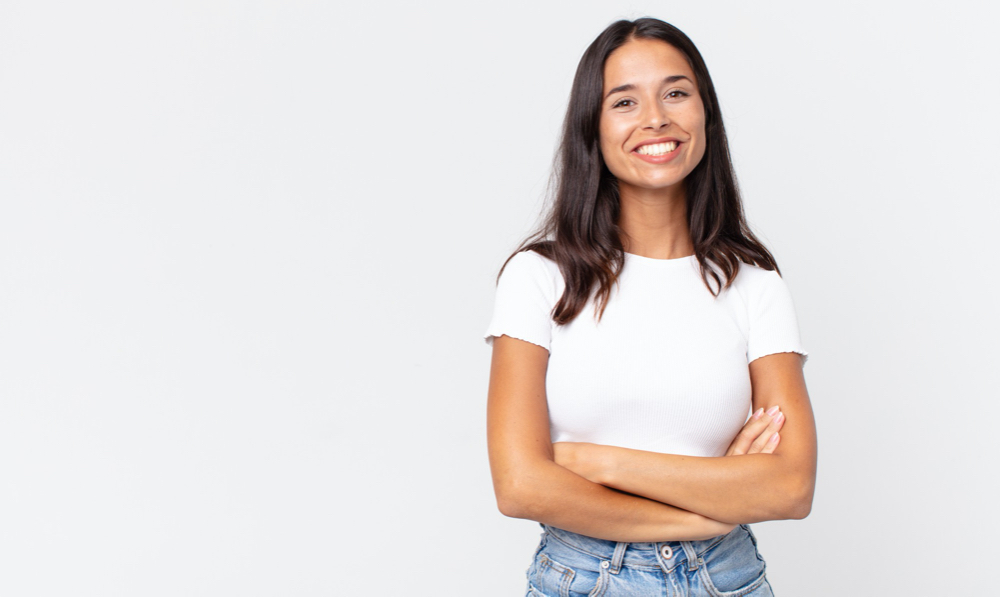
[487,334,735,542]
[554,352,817,525]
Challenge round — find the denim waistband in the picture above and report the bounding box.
[541,523,737,573]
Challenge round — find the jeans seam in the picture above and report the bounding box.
[542,530,665,573]
[699,566,768,597]
[692,531,730,559]
[544,529,610,561]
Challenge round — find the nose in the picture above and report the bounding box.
[642,102,670,130]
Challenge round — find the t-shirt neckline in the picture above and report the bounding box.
[623,252,697,266]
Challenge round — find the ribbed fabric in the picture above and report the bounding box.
[484,250,808,457]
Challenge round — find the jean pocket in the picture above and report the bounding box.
[697,526,768,597]
[527,550,607,597]
[741,524,765,563]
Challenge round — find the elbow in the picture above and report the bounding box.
[497,497,529,520]
[495,488,527,519]
[494,478,546,520]
[783,478,815,520]
[786,497,812,520]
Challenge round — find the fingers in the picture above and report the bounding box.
[726,406,784,456]
[725,407,763,456]
[748,408,785,455]
[759,431,781,454]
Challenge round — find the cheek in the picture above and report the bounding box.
[597,133,616,168]
[598,122,611,151]
[696,120,708,158]
[684,108,707,159]
[599,120,627,161]
[691,122,707,155]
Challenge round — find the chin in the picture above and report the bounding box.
[633,177,687,191]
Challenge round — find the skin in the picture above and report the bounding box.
[488,335,740,542]
[552,352,817,524]
[599,37,706,260]
[486,37,817,540]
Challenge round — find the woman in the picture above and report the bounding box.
[483,17,816,597]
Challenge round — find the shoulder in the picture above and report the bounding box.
[485,249,563,351]
[729,262,790,300]
[503,249,560,277]
[723,262,802,323]
[730,262,808,363]
[499,249,564,291]
[732,261,782,285]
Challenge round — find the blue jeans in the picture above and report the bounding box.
[525,523,774,596]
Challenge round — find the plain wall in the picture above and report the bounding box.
[1,1,997,595]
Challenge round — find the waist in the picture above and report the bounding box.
[541,523,743,570]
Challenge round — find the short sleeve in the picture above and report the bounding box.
[483,251,556,352]
[746,269,809,365]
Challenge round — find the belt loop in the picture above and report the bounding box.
[680,541,700,572]
[610,541,627,574]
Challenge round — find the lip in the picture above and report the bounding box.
[632,137,682,150]
[632,137,683,164]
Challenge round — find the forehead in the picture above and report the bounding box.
[603,38,696,92]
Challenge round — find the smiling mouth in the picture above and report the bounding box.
[635,141,679,156]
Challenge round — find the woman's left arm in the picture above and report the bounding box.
[555,352,817,525]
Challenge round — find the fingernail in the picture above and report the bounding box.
[770,433,780,443]
[774,412,784,424]
[766,405,780,416]
[752,408,764,419]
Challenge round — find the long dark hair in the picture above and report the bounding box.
[499,17,780,325]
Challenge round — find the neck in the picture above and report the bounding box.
[617,181,694,260]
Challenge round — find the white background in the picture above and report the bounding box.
[1,1,998,595]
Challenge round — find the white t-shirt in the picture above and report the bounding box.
[483,250,808,457]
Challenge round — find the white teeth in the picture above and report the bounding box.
[636,141,678,156]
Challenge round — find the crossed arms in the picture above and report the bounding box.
[486,335,817,543]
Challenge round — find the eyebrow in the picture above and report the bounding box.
[604,75,693,100]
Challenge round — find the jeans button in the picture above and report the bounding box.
[601,561,610,569]
[660,545,673,560]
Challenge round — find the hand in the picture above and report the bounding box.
[725,406,785,456]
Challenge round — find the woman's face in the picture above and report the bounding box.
[599,38,707,197]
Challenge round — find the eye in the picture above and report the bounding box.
[665,90,690,100]
[611,98,635,108]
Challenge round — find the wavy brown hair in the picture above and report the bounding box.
[498,17,780,325]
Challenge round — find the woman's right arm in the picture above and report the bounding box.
[487,334,734,543]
